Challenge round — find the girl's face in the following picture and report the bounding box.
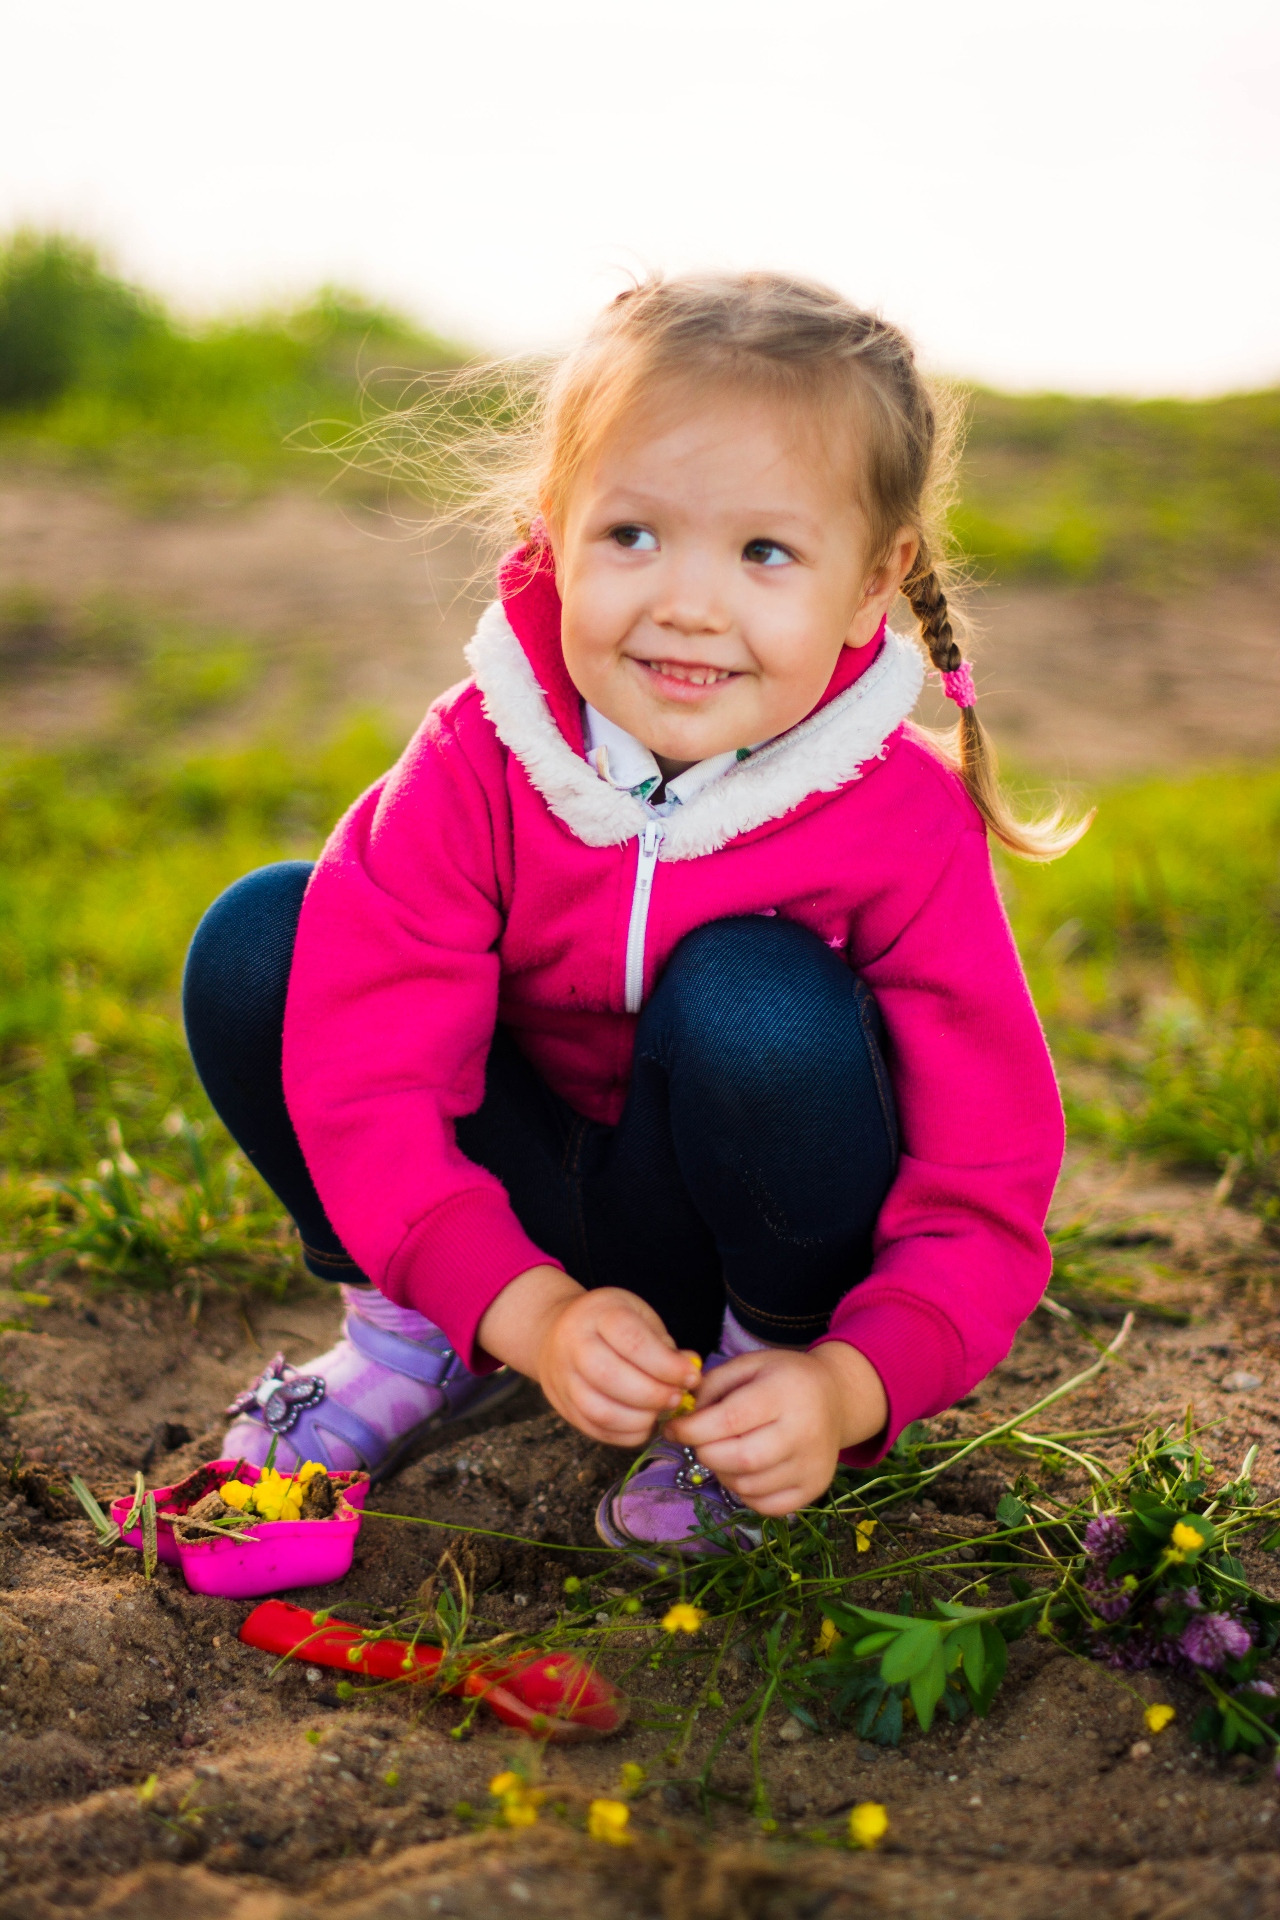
[550,387,917,777]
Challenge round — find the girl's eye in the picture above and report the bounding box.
[610,525,658,552]
[743,539,792,567]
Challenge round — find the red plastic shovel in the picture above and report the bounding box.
[239,1599,627,1742]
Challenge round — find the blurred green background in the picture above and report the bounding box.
[1,232,1276,1297]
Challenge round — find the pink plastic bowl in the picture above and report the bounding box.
[110,1458,369,1598]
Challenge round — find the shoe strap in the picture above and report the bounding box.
[279,1397,384,1475]
[346,1311,464,1387]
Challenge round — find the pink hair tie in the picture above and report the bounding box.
[941,661,976,709]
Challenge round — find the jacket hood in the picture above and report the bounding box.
[466,537,925,860]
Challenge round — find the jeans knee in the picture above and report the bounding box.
[650,915,864,1082]
[183,861,313,1050]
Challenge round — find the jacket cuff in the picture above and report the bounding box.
[813,1293,967,1468]
[384,1190,562,1375]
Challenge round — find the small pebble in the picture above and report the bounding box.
[778,1715,807,1743]
[1223,1371,1262,1393]
[1130,1740,1152,1761]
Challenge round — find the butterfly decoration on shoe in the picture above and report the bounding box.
[226,1353,326,1435]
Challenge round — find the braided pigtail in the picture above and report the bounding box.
[904,553,1088,861]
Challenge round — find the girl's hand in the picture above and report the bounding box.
[666,1342,888,1515]
[477,1266,699,1447]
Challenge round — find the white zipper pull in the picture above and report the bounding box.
[624,819,666,1014]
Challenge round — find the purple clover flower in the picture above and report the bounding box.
[1083,1571,1131,1623]
[1178,1612,1253,1671]
[1083,1514,1128,1563]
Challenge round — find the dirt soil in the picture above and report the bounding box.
[0,1152,1279,1920]
[3,474,1280,778]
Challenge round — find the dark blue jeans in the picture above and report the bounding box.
[183,862,898,1358]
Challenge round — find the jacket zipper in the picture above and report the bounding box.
[624,819,666,1014]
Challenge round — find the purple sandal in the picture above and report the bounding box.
[223,1285,519,1483]
[595,1437,763,1567]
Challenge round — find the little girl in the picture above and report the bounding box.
[184,273,1078,1560]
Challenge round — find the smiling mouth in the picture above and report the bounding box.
[636,659,737,687]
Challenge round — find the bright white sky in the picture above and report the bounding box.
[3,0,1278,394]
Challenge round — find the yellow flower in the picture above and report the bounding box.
[667,1354,703,1418]
[1170,1521,1204,1554]
[661,1604,707,1635]
[588,1798,633,1845]
[849,1801,888,1849]
[220,1460,327,1521]
[815,1617,841,1655]
[1145,1703,1176,1733]
[619,1762,646,1794]
[488,1770,544,1827]
[855,1519,878,1553]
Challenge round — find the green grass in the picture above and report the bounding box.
[1003,763,1280,1214]
[0,231,463,509]
[0,724,396,1291]
[0,721,1275,1293]
[958,387,1280,591]
[2,231,1278,586]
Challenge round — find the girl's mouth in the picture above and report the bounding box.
[633,658,739,698]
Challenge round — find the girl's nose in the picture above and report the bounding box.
[651,560,731,637]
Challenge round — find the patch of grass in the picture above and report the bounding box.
[1003,763,1280,1213]
[0,231,463,507]
[958,387,1280,591]
[0,721,396,1290]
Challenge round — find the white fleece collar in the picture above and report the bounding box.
[464,602,924,861]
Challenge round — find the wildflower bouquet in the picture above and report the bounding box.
[788,1423,1280,1759]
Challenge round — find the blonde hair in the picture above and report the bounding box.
[358,272,1087,860]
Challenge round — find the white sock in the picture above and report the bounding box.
[718,1304,775,1358]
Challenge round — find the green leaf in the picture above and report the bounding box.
[881,1623,945,1685]
[1008,1574,1033,1601]
[963,1623,1008,1718]
[1259,1528,1280,1552]
[908,1646,949,1732]
[69,1474,119,1545]
[1191,1704,1220,1747]
[951,1622,986,1690]
[852,1631,897,1658]
[141,1491,158,1583]
[1131,1499,1177,1538]
[996,1494,1028,1528]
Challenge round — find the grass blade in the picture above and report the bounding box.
[69,1474,120,1546]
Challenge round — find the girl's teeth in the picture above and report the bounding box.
[648,662,731,685]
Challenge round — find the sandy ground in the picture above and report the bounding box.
[3,475,1280,778]
[1,1151,1278,1918]
[3,473,1280,1917]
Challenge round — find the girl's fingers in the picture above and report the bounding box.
[735,1485,806,1516]
[673,1380,774,1450]
[565,1380,657,1446]
[579,1337,685,1413]
[693,1426,783,1480]
[597,1304,697,1387]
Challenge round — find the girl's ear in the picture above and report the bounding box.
[844,529,919,649]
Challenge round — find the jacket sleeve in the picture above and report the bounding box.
[814,817,1064,1463]
[282,704,560,1371]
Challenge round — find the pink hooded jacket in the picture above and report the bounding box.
[282,543,1065,1463]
